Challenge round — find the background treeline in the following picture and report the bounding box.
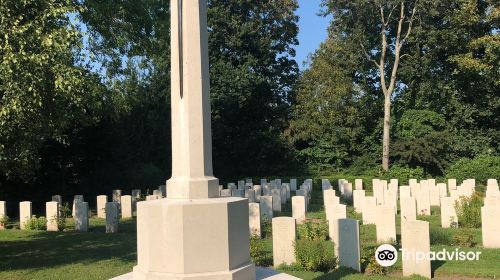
[0,0,498,210]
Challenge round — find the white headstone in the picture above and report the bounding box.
[354,179,363,190]
[375,205,396,243]
[46,201,59,231]
[440,197,457,228]
[399,186,411,198]
[272,217,296,266]
[0,201,5,229]
[19,201,32,230]
[121,195,133,218]
[249,203,261,237]
[292,196,306,224]
[260,196,273,220]
[448,178,457,191]
[400,196,417,222]
[416,187,431,216]
[353,190,365,213]
[401,220,431,279]
[362,197,377,225]
[97,195,107,219]
[482,205,500,248]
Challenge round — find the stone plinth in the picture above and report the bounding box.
[133,198,255,280]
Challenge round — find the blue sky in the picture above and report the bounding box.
[295,0,331,69]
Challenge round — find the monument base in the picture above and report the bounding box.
[132,262,255,280]
[132,197,255,280]
[111,267,301,280]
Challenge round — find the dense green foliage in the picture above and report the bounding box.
[249,236,272,267]
[294,239,336,272]
[0,0,498,205]
[291,0,499,175]
[24,215,47,230]
[446,155,500,183]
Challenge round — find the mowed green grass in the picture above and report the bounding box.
[0,218,136,280]
[0,179,499,280]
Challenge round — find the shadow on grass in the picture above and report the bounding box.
[0,218,137,272]
[431,260,445,278]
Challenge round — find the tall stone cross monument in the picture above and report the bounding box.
[131,0,256,279]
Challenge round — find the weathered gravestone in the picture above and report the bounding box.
[51,195,62,204]
[290,179,297,191]
[245,189,256,203]
[253,185,262,202]
[106,202,119,233]
[272,217,296,267]
[74,201,89,232]
[72,195,83,217]
[220,189,231,197]
[113,190,122,203]
[338,219,361,272]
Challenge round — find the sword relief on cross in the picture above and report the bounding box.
[177,0,184,99]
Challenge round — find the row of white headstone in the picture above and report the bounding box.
[0,188,149,233]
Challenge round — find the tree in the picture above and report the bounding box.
[289,37,369,172]
[0,0,105,181]
[78,0,301,182]
[322,0,420,170]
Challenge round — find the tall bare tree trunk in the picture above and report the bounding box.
[361,1,418,171]
[382,94,391,170]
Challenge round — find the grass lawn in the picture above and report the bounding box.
[0,178,499,279]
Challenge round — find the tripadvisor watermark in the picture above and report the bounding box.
[375,244,482,267]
